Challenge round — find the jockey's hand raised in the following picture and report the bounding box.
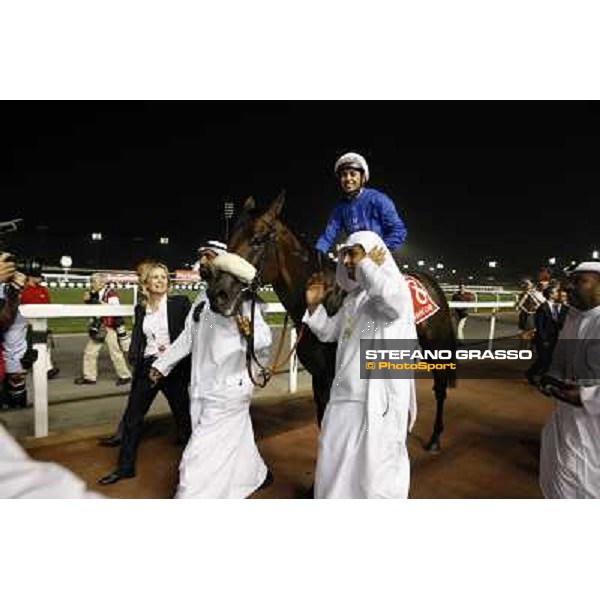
[366,246,386,267]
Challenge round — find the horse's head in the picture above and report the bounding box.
[228,192,336,319]
[228,191,301,284]
[205,253,256,317]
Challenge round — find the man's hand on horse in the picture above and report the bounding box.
[306,271,330,287]
[366,246,386,266]
[236,315,251,337]
[306,274,327,313]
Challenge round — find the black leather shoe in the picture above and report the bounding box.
[74,377,96,385]
[116,377,132,386]
[47,368,60,380]
[98,469,135,485]
[98,435,122,447]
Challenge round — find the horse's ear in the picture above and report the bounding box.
[267,190,286,218]
[242,196,256,212]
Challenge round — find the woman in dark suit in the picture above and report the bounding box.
[99,263,192,485]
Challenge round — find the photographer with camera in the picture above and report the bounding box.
[0,253,19,325]
[0,253,18,386]
[0,252,29,409]
[74,273,132,386]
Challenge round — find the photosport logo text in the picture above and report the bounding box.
[360,340,534,380]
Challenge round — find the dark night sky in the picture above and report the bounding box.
[1,101,599,278]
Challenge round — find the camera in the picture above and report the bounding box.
[0,219,45,278]
[6,255,44,278]
[88,317,107,343]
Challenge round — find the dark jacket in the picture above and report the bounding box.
[534,302,569,346]
[128,294,191,375]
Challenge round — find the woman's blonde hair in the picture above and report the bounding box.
[140,262,170,288]
[135,258,156,280]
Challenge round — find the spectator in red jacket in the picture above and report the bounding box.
[20,274,50,305]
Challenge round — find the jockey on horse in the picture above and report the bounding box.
[313,152,409,313]
[315,152,408,256]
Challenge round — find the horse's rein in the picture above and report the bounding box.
[241,219,305,388]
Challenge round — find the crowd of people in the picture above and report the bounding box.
[1,151,599,499]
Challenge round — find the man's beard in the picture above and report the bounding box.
[568,289,589,311]
[199,266,213,281]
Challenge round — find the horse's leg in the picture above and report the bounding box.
[298,370,332,498]
[312,377,325,426]
[425,371,447,452]
[312,373,333,427]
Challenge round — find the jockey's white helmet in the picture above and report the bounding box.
[334,152,369,182]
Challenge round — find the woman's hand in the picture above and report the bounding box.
[148,367,163,385]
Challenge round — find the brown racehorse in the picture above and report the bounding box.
[228,192,457,451]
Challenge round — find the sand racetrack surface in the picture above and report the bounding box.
[23,363,552,499]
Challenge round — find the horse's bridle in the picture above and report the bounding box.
[241,217,305,388]
[245,217,279,289]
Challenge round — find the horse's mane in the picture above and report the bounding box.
[231,206,258,234]
[283,220,336,274]
[231,202,336,274]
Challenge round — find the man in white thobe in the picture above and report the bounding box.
[539,261,600,498]
[151,252,272,499]
[148,240,227,429]
[0,425,102,498]
[303,230,418,499]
